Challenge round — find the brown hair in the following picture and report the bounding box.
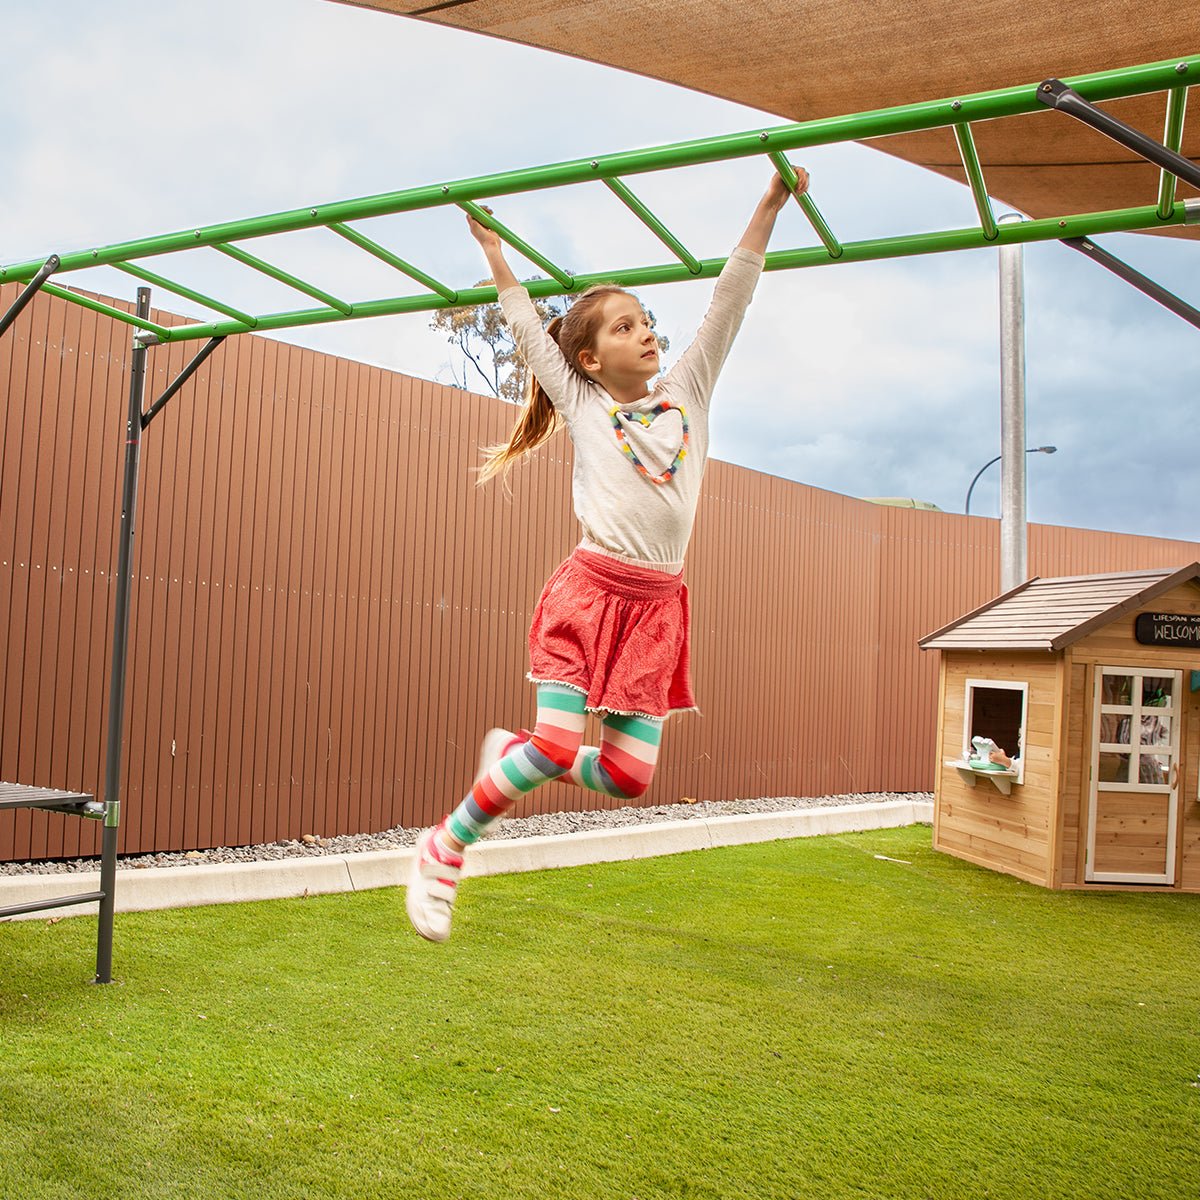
[477,284,630,485]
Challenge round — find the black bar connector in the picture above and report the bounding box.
[1064,236,1200,331]
[1036,77,1200,192]
[142,336,226,428]
[0,254,60,340]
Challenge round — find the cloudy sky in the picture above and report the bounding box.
[3,0,1196,541]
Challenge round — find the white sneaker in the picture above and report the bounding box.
[405,828,463,943]
[475,727,523,783]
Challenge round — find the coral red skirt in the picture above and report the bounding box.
[528,548,694,719]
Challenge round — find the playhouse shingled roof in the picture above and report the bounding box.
[919,564,1200,652]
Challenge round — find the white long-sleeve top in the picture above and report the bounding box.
[498,247,763,573]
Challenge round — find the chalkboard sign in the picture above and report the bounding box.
[1135,612,1200,646]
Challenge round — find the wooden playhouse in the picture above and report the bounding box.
[919,565,1200,891]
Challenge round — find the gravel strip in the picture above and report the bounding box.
[1,792,930,876]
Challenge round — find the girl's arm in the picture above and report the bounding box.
[664,166,809,405]
[465,210,585,415]
[466,210,521,293]
[738,165,809,255]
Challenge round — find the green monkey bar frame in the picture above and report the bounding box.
[1,55,1197,983]
[2,55,1198,345]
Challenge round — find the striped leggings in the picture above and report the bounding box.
[445,684,664,848]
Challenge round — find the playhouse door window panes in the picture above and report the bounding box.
[1098,752,1132,784]
[1098,713,1131,744]
[1087,667,1181,885]
[1139,709,1172,783]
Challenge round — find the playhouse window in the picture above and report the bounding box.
[962,679,1028,783]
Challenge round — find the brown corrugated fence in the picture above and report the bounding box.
[2,284,1197,861]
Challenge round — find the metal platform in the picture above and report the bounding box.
[0,783,108,926]
[0,781,103,818]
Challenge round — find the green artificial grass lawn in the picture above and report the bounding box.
[2,826,1198,1200]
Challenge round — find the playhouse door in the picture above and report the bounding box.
[1086,667,1182,885]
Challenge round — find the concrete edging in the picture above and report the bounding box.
[0,799,932,921]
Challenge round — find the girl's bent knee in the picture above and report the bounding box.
[597,754,656,799]
[528,730,582,773]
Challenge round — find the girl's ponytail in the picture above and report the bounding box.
[476,315,565,485]
[477,285,629,486]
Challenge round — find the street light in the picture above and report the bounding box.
[965,446,1057,516]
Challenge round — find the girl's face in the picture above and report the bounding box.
[577,293,659,390]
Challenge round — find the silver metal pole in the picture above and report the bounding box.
[998,213,1027,593]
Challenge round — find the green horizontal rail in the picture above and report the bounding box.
[0,54,1193,289]
[138,201,1187,343]
[1158,87,1189,219]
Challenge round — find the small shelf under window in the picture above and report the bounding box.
[945,758,1020,796]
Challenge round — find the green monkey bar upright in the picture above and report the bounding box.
[1,56,1197,983]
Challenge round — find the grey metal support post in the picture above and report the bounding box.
[94,286,152,985]
[998,214,1028,594]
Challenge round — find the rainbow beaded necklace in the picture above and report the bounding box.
[608,402,690,485]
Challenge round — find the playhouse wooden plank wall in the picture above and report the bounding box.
[933,651,1060,886]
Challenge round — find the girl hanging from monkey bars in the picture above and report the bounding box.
[407,164,809,942]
